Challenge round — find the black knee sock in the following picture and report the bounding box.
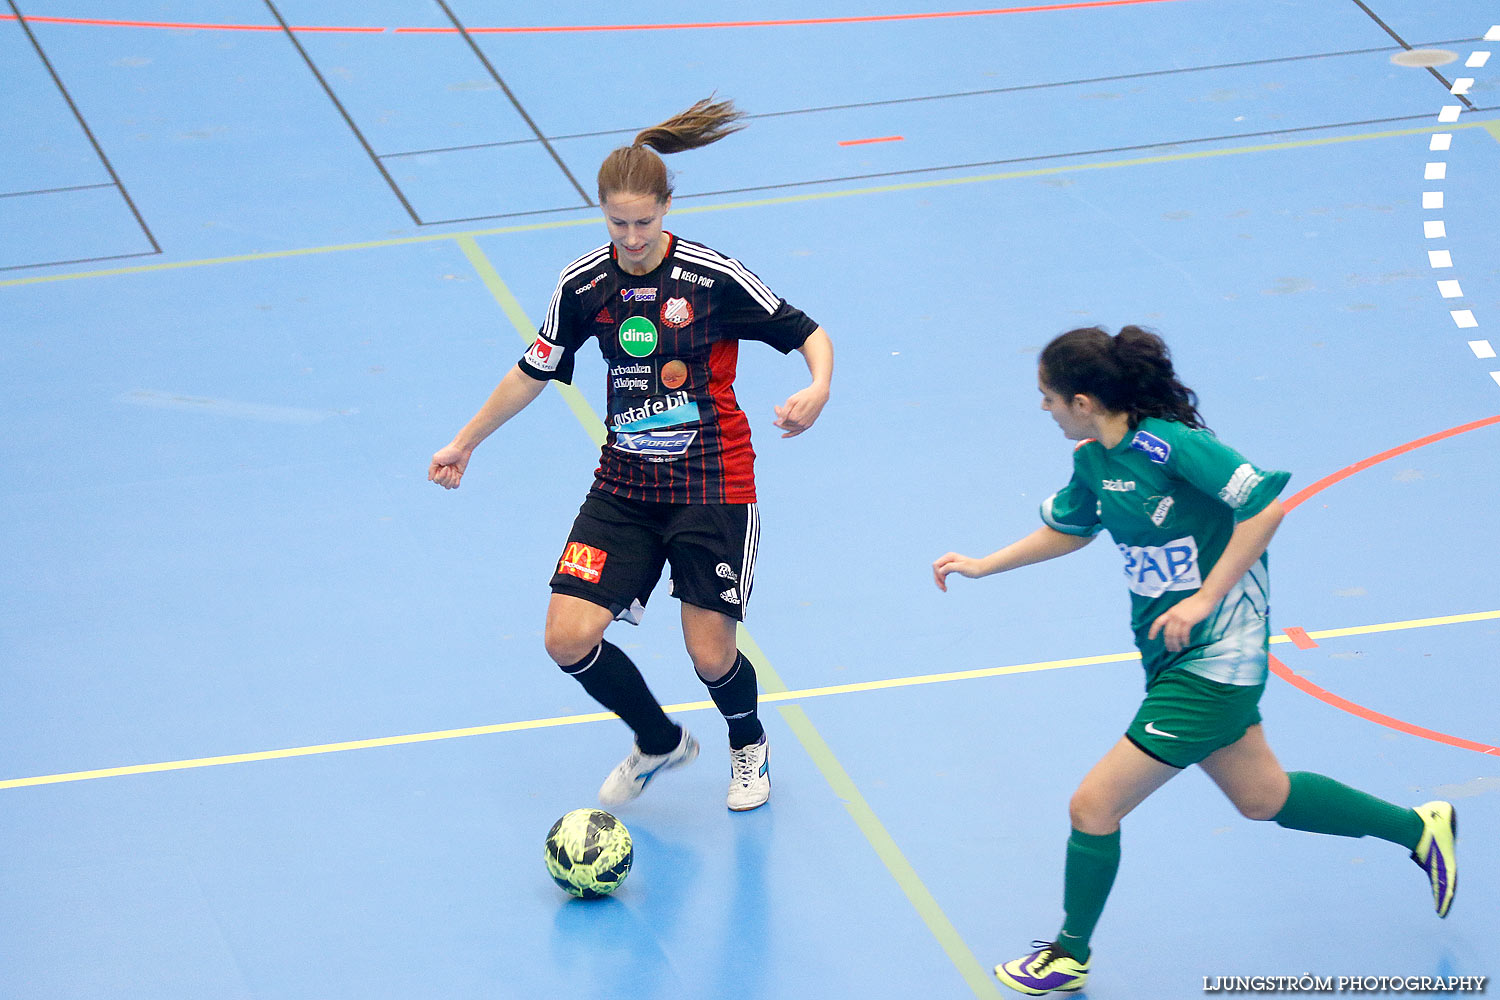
[561,640,680,755]
[700,651,764,750]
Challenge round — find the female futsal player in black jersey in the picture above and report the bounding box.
[430,97,833,812]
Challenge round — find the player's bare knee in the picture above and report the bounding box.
[1234,786,1289,822]
[544,620,603,668]
[1068,788,1116,834]
[1231,769,1291,821]
[687,640,735,682]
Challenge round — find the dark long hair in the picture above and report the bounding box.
[1038,326,1206,429]
[596,96,747,203]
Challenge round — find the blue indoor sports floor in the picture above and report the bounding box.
[2,2,1498,998]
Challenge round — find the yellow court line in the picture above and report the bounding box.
[2,119,1492,290]
[780,705,1004,998]
[3,610,1492,792]
[455,234,605,447]
[1285,609,1500,642]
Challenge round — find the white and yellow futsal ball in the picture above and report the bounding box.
[544,808,634,899]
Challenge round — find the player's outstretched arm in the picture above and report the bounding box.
[428,364,547,490]
[774,327,833,438]
[933,526,1093,591]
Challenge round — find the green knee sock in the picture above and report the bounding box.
[1273,771,1422,849]
[1056,828,1120,963]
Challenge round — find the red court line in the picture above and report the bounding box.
[1277,414,1500,756]
[408,0,1191,33]
[1269,655,1499,756]
[1282,413,1500,512]
[0,1,1189,35]
[1281,626,1317,650]
[0,14,385,32]
[839,136,906,146]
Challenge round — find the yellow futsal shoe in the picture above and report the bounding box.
[994,941,1089,995]
[1411,800,1458,917]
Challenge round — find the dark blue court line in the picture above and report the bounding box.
[5,117,1496,284]
[1352,0,1477,109]
[379,36,1490,160]
[432,0,592,208]
[0,182,116,199]
[405,110,1499,227]
[6,0,160,254]
[261,0,422,225]
[0,249,161,274]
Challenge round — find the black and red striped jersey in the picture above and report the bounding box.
[518,234,817,504]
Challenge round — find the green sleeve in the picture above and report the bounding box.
[1169,427,1290,522]
[1040,460,1103,537]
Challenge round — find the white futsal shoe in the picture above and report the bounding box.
[727,735,770,811]
[598,728,699,807]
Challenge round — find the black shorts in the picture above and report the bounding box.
[549,489,759,623]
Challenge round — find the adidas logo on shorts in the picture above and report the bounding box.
[719,588,740,605]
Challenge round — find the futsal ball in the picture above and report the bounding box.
[544,808,633,899]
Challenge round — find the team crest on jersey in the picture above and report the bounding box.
[1129,430,1171,464]
[1146,495,1175,527]
[662,297,694,328]
[558,542,607,584]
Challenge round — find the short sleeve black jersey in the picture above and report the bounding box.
[518,234,818,504]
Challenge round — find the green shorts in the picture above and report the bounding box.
[1125,668,1266,769]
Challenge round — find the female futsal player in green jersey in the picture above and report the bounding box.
[932,326,1457,996]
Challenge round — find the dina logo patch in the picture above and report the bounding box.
[617,316,658,357]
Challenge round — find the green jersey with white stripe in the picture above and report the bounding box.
[1040,417,1290,684]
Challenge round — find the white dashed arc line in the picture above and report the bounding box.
[1426,24,1500,388]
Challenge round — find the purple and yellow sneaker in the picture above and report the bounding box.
[1411,800,1458,917]
[994,940,1089,995]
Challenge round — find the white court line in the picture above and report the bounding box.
[119,390,354,424]
[1422,30,1493,393]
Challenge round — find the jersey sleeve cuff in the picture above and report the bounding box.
[1040,495,1102,536]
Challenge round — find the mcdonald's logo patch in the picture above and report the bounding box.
[559,542,608,583]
